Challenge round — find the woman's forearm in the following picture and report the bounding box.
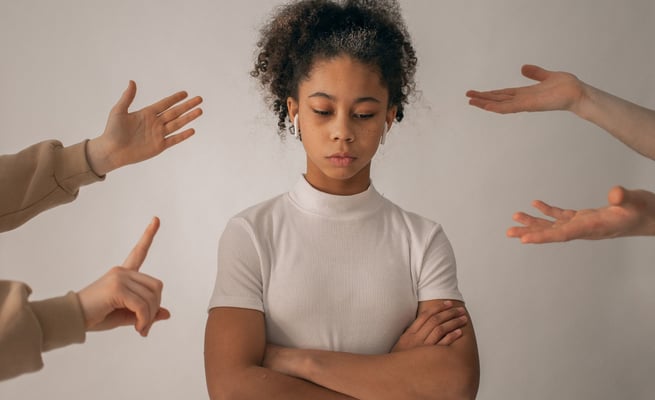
[269,340,479,400]
[576,83,655,160]
[207,364,354,400]
[204,308,355,400]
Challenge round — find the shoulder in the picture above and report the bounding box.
[233,192,287,221]
[221,191,291,239]
[380,196,447,241]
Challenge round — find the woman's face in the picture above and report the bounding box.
[287,55,397,195]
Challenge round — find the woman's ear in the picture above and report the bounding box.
[287,97,299,121]
[385,105,398,131]
[287,97,302,140]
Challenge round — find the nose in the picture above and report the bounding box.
[329,116,355,143]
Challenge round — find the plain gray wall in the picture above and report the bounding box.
[1,0,654,399]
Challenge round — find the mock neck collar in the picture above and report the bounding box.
[288,175,384,219]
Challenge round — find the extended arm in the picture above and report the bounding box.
[0,218,169,381]
[204,307,355,400]
[466,64,655,160]
[263,300,479,400]
[0,81,202,232]
[507,186,655,243]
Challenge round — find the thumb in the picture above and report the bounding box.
[123,216,160,271]
[608,186,628,206]
[111,80,137,114]
[521,64,550,83]
[155,307,171,321]
[142,307,171,336]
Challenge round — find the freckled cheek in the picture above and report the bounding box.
[300,127,329,144]
[298,118,328,136]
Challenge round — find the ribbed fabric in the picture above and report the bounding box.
[0,140,103,232]
[209,176,463,355]
[0,139,99,380]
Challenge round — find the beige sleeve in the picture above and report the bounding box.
[0,281,86,381]
[0,139,104,232]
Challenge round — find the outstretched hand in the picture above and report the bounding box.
[465,64,585,115]
[77,217,170,336]
[507,186,655,243]
[87,81,203,175]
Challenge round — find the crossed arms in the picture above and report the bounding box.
[204,299,479,400]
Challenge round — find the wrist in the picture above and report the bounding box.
[86,137,116,176]
[569,79,593,119]
[75,288,94,330]
[269,346,316,380]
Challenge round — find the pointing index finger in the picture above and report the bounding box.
[123,217,160,271]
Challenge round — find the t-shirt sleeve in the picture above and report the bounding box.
[417,224,464,302]
[207,217,264,312]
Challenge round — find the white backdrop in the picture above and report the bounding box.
[1,1,654,399]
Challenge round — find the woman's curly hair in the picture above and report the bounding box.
[251,0,418,136]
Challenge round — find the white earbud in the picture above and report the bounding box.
[380,122,390,145]
[290,114,301,140]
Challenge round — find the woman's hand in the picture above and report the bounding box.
[508,186,655,243]
[391,300,468,352]
[86,81,203,175]
[466,64,585,115]
[77,217,170,336]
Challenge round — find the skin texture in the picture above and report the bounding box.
[391,300,468,351]
[77,217,169,336]
[205,55,479,400]
[0,81,200,383]
[76,83,202,334]
[467,64,655,243]
[287,55,397,196]
[87,80,203,176]
[466,64,584,115]
[261,300,478,400]
[206,301,476,400]
[507,186,655,243]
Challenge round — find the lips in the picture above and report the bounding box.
[326,152,356,167]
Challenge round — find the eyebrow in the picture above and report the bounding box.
[308,91,381,104]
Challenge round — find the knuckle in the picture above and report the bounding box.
[135,303,150,318]
[106,268,125,287]
[108,266,124,275]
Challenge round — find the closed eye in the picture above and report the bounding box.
[312,109,330,116]
[354,113,374,119]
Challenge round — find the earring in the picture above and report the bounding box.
[380,122,389,145]
[289,114,301,140]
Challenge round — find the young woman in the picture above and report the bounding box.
[205,1,479,399]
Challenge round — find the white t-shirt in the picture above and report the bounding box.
[209,176,463,355]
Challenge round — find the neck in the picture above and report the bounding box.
[304,163,372,196]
